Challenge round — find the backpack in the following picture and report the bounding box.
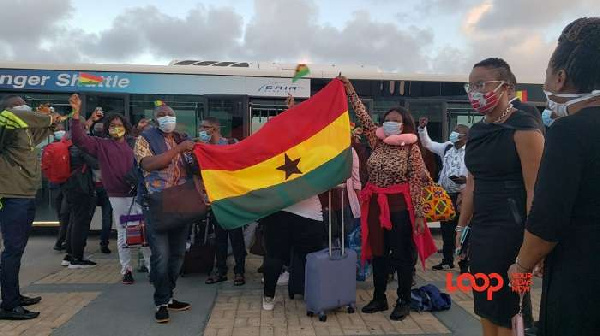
[42,139,73,184]
[433,144,453,181]
[410,284,451,312]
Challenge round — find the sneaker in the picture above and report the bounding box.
[68,259,97,269]
[0,306,40,320]
[390,301,410,321]
[19,295,42,307]
[122,271,134,285]
[361,297,389,313]
[234,274,246,286]
[277,271,289,286]
[100,245,111,254]
[155,305,169,324]
[432,262,455,271]
[262,296,275,311]
[168,299,191,311]
[61,255,72,266]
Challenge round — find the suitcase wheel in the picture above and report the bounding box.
[306,312,314,317]
[318,313,327,322]
[347,306,355,314]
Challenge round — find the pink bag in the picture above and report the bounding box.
[511,295,525,336]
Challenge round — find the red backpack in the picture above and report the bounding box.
[42,138,73,184]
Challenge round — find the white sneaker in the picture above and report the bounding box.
[262,296,275,311]
[277,271,289,286]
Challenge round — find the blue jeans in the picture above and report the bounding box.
[143,207,190,307]
[0,198,36,310]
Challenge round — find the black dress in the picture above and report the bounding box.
[526,107,600,336]
[464,110,538,327]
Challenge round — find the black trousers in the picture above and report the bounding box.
[372,210,417,303]
[440,193,460,264]
[213,213,247,276]
[50,186,71,246]
[262,211,324,298]
[64,190,96,260]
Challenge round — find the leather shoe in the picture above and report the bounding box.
[390,301,410,321]
[20,295,42,307]
[0,306,40,320]
[361,297,389,313]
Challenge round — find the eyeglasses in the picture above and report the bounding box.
[464,81,504,93]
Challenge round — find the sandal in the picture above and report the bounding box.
[233,274,246,286]
[205,275,228,284]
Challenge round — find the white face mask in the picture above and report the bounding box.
[11,105,32,113]
[544,90,600,117]
[157,116,176,133]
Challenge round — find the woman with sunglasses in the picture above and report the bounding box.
[455,58,545,336]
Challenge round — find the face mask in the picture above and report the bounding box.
[382,121,402,136]
[468,82,504,114]
[198,130,211,143]
[157,116,176,133]
[544,90,600,118]
[11,105,32,113]
[53,130,66,141]
[449,131,460,144]
[108,126,126,138]
[541,109,555,127]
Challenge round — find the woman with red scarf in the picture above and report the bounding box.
[338,77,435,321]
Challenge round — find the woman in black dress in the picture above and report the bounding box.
[509,17,600,336]
[455,58,545,336]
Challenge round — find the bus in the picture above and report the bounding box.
[0,61,545,227]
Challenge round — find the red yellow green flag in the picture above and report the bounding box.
[292,64,310,82]
[78,72,103,86]
[194,79,351,229]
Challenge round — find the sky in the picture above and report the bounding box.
[1,0,598,82]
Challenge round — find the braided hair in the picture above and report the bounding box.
[473,58,516,87]
[550,17,600,92]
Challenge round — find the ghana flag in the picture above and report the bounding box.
[194,79,352,229]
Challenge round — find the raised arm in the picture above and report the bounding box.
[68,94,102,157]
[417,122,450,158]
[337,76,378,149]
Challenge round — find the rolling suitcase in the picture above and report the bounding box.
[305,185,357,322]
[181,212,216,276]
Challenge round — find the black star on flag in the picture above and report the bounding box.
[276,153,303,180]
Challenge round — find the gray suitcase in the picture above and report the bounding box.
[305,185,357,322]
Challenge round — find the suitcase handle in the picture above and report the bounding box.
[320,247,349,261]
[328,184,346,258]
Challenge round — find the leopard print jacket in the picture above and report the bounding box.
[350,92,431,218]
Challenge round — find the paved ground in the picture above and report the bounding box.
[0,233,542,336]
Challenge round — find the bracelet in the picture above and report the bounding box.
[515,258,533,272]
[455,226,465,232]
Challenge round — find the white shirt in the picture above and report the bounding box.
[282,195,323,221]
[418,127,468,194]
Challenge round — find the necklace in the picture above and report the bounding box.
[490,104,513,123]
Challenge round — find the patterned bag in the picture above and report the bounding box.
[422,183,456,222]
[120,198,148,248]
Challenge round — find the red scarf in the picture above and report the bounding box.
[360,182,437,270]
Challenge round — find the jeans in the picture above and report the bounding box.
[0,198,36,310]
[64,190,96,260]
[371,210,417,303]
[440,193,459,264]
[214,213,246,276]
[96,187,113,246]
[144,206,190,307]
[109,197,151,275]
[262,211,324,298]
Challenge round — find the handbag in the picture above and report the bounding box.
[120,198,147,247]
[422,183,456,222]
[145,175,207,232]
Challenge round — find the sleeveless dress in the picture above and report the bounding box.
[464,110,538,327]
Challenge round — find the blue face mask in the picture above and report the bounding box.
[449,131,460,144]
[53,130,66,141]
[382,121,402,136]
[541,109,554,127]
[156,116,176,133]
[198,130,211,143]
